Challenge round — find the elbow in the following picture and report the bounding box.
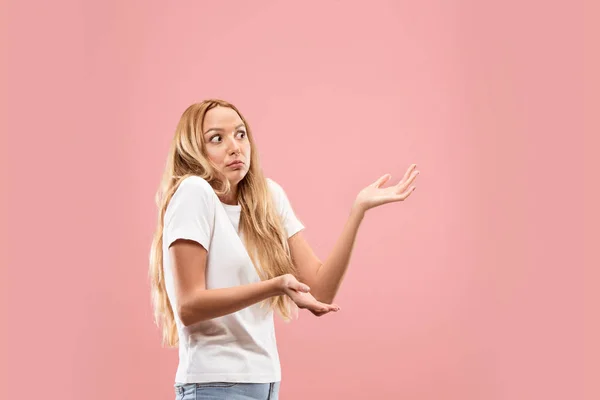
[177,302,199,327]
[321,295,335,305]
[177,303,191,327]
[313,289,335,305]
[177,301,209,326]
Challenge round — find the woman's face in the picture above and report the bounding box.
[202,106,251,186]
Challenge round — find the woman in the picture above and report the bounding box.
[149,99,419,399]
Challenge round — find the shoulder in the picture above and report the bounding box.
[167,176,217,213]
[266,177,288,203]
[265,177,283,194]
[265,177,294,210]
[175,175,215,198]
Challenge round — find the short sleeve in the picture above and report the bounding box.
[163,176,216,251]
[267,178,305,238]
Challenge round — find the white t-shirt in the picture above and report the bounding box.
[162,176,305,384]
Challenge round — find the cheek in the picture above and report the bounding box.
[205,148,225,165]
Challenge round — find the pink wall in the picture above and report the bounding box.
[1,1,596,399]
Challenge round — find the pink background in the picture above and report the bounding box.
[1,1,597,399]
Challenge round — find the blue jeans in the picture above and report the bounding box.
[174,381,280,399]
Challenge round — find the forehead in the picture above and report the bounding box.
[203,106,244,131]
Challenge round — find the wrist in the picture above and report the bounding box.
[350,202,367,218]
[270,275,286,296]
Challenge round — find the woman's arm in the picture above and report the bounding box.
[289,165,420,305]
[289,205,365,305]
[170,239,333,326]
[170,239,285,326]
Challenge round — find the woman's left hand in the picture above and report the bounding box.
[353,164,420,213]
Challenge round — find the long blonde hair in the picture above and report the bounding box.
[149,99,299,347]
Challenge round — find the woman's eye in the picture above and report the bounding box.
[210,135,221,143]
[238,130,246,138]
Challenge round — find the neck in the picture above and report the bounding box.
[220,185,238,205]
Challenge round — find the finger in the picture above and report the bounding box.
[395,186,416,200]
[319,302,339,312]
[319,306,338,315]
[292,282,310,293]
[314,303,330,313]
[400,164,417,184]
[397,170,419,192]
[372,173,392,188]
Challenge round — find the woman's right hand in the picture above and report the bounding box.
[277,274,340,317]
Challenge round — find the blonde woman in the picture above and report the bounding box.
[149,99,419,400]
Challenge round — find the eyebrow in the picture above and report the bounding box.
[203,124,246,135]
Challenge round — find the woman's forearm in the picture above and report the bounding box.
[178,278,283,326]
[315,204,366,304]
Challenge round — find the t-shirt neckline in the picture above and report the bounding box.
[220,202,241,212]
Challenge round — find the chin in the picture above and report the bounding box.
[226,170,248,183]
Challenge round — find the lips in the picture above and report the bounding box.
[226,160,244,167]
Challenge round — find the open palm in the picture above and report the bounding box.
[279,274,340,317]
[287,289,340,317]
[354,164,420,212]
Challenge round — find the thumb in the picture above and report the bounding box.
[373,173,391,188]
[294,281,311,293]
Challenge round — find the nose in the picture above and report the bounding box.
[227,136,241,155]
